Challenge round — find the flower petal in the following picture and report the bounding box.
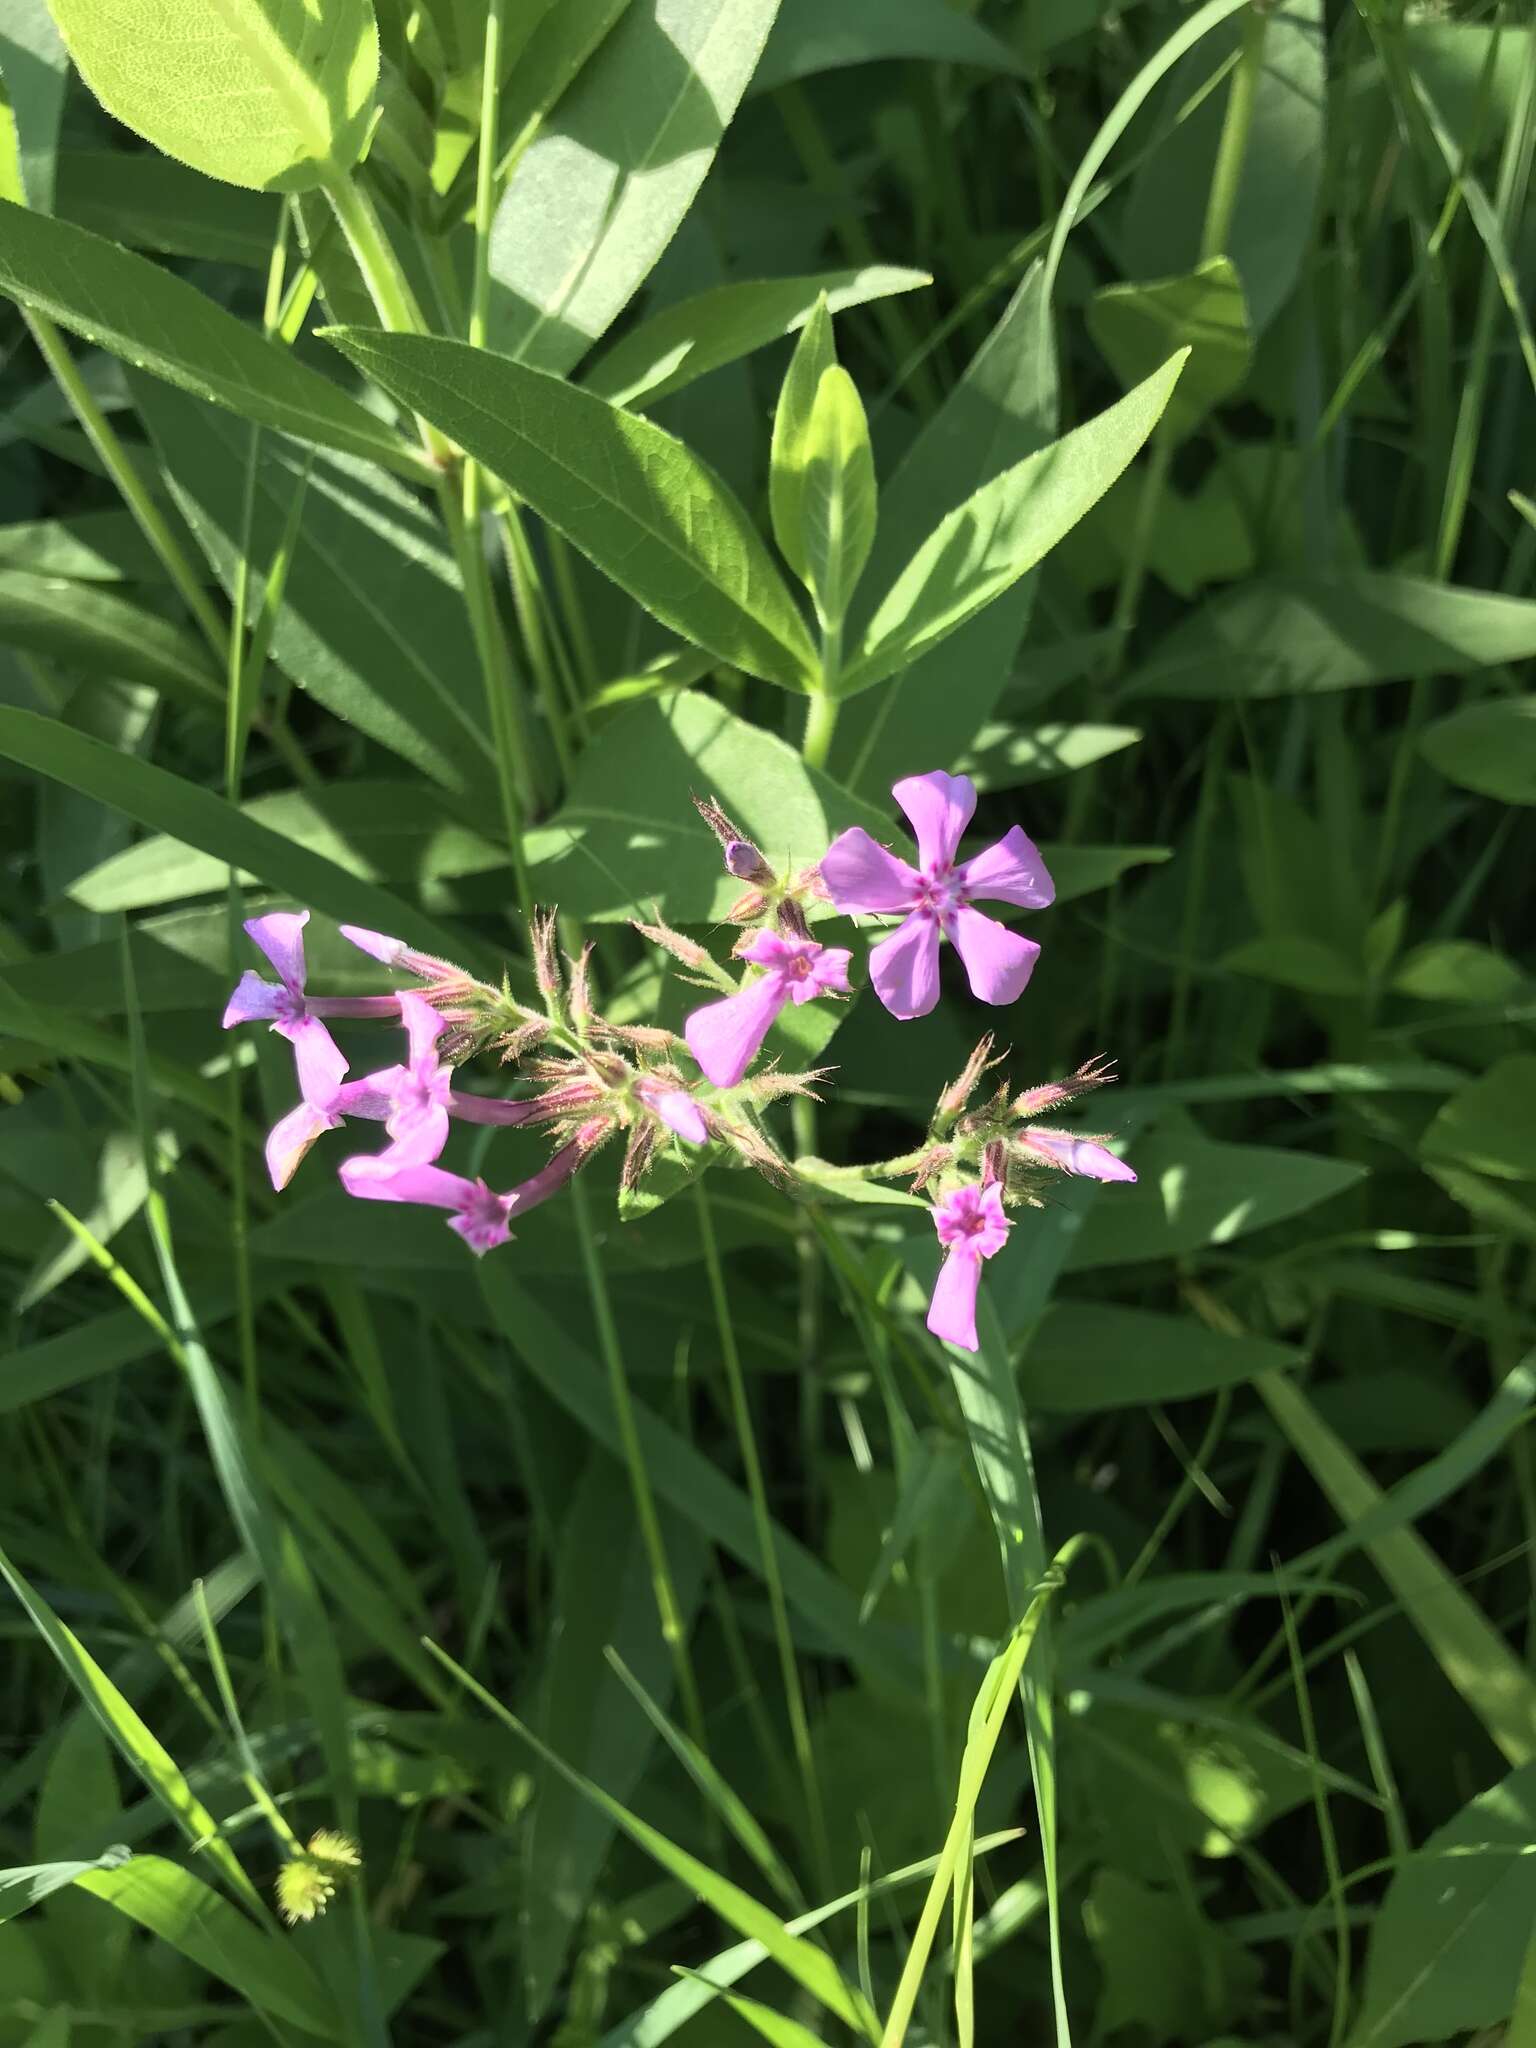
[949,905,1040,1007]
[276,1014,349,1105]
[265,1100,337,1192]
[222,970,284,1029]
[868,913,942,1020]
[339,1157,473,1209]
[384,1102,451,1168]
[398,989,445,1072]
[684,975,788,1087]
[956,825,1055,909]
[450,1193,514,1255]
[820,828,921,914]
[339,924,407,965]
[892,771,976,874]
[650,1088,710,1145]
[800,946,852,1002]
[926,1249,984,1352]
[1017,1128,1136,1182]
[330,1074,397,1122]
[244,911,309,995]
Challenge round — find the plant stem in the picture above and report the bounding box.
[802,690,839,771]
[24,312,228,661]
[570,1177,711,1762]
[1199,3,1268,264]
[694,1179,833,1897]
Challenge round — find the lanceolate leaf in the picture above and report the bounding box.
[326,328,820,691]
[839,350,1186,698]
[48,0,379,192]
[0,568,218,704]
[488,0,783,375]
[0,199,426,476]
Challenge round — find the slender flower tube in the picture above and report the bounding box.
[821,771,1054,1019]
[684,931,852,1088]
[1014,1127,1136,1181]
[339,1121,607,1255]
[926,1182,1011,1352]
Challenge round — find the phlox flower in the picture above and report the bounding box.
[635,1073,710,1144]
[821,771,1053,1020]
[223,911,356,1106]
[328,991,535,1169]
[685,931,851,1089]
[1014,1127,1136,1182]
[926,1182,1011,1352]
[339,1121,606,1256]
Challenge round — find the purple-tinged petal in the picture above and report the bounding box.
[949,905,1040,1008]
[339,1157,474,1209]
[797,946,852,1003]
[956,825,1055,909]
[277,1014,349,1106]
[685,974,789,1088]
[652,1089,710,1145]
[265,1099,339,1192]
[820,828,922,914]
[892,772,976,874]
[222,970,285,1029]
[934,1182,1010,1258]
[330,1076,395,1122]
[1017,1128,1136,1182]
[867,913,942,1020]
[398,989,446,1072]
[340,924,408,966]
[450,1186,515,1255]
[382,1102,452,1168]
[244,911,309,995]
[739,930,797,970]
[926,1249,984,1351]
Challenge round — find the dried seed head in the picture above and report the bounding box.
[530,908,562,1000]
[1011,1055,1117,1120]
[567,942,595,1025]
[746,1064,832,1104]
[494,1018,550,1065]
[776,898,811,941]
[621,1120,660,1190]
[939,1034,1004,1118]
[633,917,713,971]
[725,887,772,925]
[909,1143,954,1192]
[592,1020,680,1052]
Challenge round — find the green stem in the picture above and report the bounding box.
[695,1180,833,1897]
[1199,3,1268,263]
[24,311,228,660]
[570,1178,712,1763]
[801,690,840,772]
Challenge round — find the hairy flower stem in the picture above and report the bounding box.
[569,1178,713,1775]
[801,690,839,772]
[695,1180,834,1897]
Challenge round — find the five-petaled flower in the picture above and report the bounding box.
[685,931,851,1089]
[328,991,536,1169]
[821,771,1054,1020]
[339,1121,607,1256]
[926,1182,1011,1352]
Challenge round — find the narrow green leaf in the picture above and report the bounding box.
[1021,1304,1302,1412]
[0,568,218,704]
[0,0,67,210]
[56,148,280,265]
[326,328,818,691]
[841,351,1186,697]
[753,0,1023,91]
[0,1848,130,1927]
[1087,257,1251,438]
[49,0,379,192]
[795,366,876,630]
[1420,697,1536,806]
[769,296,835,586]
[0,199,425,476]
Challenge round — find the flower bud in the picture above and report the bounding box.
[694,794,773,885]
[530,908,562,1002]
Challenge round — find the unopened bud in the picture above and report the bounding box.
[695,795,773,885]
[495,1018,550,1064]
[982,1139,1008,1187]
[776,899,811,941]
[530,908,562,1001]
[1010,1055,1117,1120]
[567,942,595,1025]
[939,1034,1000,1118]
[633,918,713,971]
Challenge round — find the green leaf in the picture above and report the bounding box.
[0,568,219,704]
[1087,257,1251,438]
[133,376,495,797]
[1354,1762,1536,2048]
[0,506,200,582]
[0,707,484,970]
[1132,575,1536,697]
[1084,1870,1259,2044]
[0,0,67,210]
[48,0,379,192]
[427,1643,877,2039]
[792,366,876,629]
[1420,696,1536,805]
[499,0,634,153]
[73,1857,342,2037]
[0,199,425,476]
[1220,934,1367,999]
[1021,1305,1301,1411]
[840,350,1186,698]
[1393,941,1527,1005]
[769,295,836,587]
[488,0,782,374]
[0,1849,130,1926]
[833,265,1058,795]
[1064,1125,1366,1271]
[327,328,819,691]
[584,266,929,409]
[1421,1058,1536,1182]
[56,148,281,265]
[958,720,1142,789]
[678,1979,829,2048]
[753,0,1022,91]
[523,693,888,922]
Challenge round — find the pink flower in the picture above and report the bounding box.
[684,931,852,1088]
[327,991,535,1169]
[926,1183,1011,1352]
[223,912,351,1107]
[338,1123,605,1255]
[636,1074,710,1145]
[1015,1127,1136,1182]
[821,771,1053,1020]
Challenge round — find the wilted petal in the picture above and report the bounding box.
[1017,1127,1136,1182]
[893,771,976,874]
[820,828,921,914]
[277,1014,349,1106]
[222,970,284,1029]
[957,825,1055,909]
[927,1249,984,1352]
[398,989,446,1071]
[685,975,788,1088]
[245,911,309,995]
[265,1100,338,1192]
[950,905,1040,1007]
[868,913,942,1020]
[339,924,407,965]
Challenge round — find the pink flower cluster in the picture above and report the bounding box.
[224,767,1137,1345]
